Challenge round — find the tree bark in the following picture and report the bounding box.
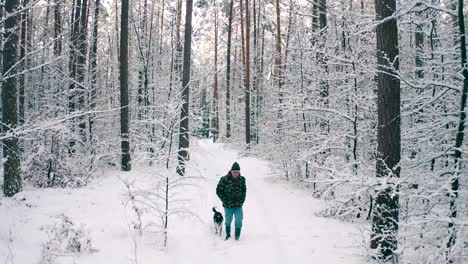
[415,27,424,79]
[274,0,283,110]
[174,0,183,79]
[168,16,176,102]
[318,0,329,134]
[370,0,401,260]
[0,5,3,82]
[176,0,194,176]
[284,0,293,74]
[137,0,148,120]
[19,0,29,125]
[244,0,251,145]
[89,0,100,143]
[258,25,265,119]
[212,7,219,142]
[251,0,257,143]
[255,2,263,143]
[68,0,81,114]
[225,0,234,139]
[159,0,165,56]
[120,0,131,171]
[447,0,468,258]
[67,0,81,153]
[240,0,246,81]
[54,0,62,56]
[77,0,89,141]
[2,0,22,197]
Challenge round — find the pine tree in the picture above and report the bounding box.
[225,0,234,139]
[18,0,29,125]
[212,5,219,142]
[120,0,131,171]
[447,0,468,259]
[176,0,194,176]
[89,0,100,143]
[274,0,283,123]
[2,0,22,196]
[370,0,401,260]
[244,0,251,145]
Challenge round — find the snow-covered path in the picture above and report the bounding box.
[166,140,366,263]
[0,140,366,263]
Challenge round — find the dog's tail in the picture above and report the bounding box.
[213,207,218,213]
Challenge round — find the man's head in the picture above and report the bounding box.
[231,162,240,178]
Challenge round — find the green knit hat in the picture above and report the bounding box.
[231,162,240,170]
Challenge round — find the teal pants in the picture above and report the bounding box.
[224,207,243,228]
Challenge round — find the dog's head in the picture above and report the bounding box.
[212,207,224,224]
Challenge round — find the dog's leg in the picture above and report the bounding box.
[220,225,223,237]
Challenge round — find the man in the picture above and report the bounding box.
[216,162,247,240]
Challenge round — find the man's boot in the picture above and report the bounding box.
[225,225,231,240]
[235,227,241,240]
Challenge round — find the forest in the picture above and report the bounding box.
[0,0,467,263]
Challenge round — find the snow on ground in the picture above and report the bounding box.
[0,140,366,263]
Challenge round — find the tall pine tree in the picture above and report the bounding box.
[120,0,131,171]
[447,0,468,259]
[2,0,21,196]
[371,0,401,260]
[177,0,194,176]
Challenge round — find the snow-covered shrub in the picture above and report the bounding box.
[40,214,92,263]
[22,126,104,188]
[120,164,200,248]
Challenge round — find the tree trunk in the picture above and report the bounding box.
[159,0,165,56]
[67,0,81,153]
[429,4,439,169]
[251,0,257,143]
[319,0,326,29]
[447,0,468,259]
[175,0,183,79]
[212,7,219,142]
[201,87,210,138]
[0,4,3,81]
[147,0,156,161]
[284,0,293,74]
[68,0,81,114]
[274,0,283,117]
[120,0,131,171]
[370,0,401,261]
[244,0,251,145]
[240,0,246,81]
[114,0,119,54]
[258,25,265,121]
[54,0,62,56]
[352,62,358,173]
[26,4,34,110]
[225,0,234,139]
[2,0,21,197]
[89,0,100,143]
[312,1,318,32]
[18,0,29,125]
[415,15,424,80]
[176,0,194,176]
[255,2,264,143]
[137,0,148,120]
[77,0,89,141]
[318,0,329,134]
[168,16,176,102]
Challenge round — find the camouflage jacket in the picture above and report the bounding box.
[216,173,247,208]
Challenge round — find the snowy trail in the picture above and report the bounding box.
[167,140,366,264]
[0,140,366,263]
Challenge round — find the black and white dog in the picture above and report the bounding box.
[212,207,224,236]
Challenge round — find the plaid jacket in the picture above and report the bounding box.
[216,173,247,208]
